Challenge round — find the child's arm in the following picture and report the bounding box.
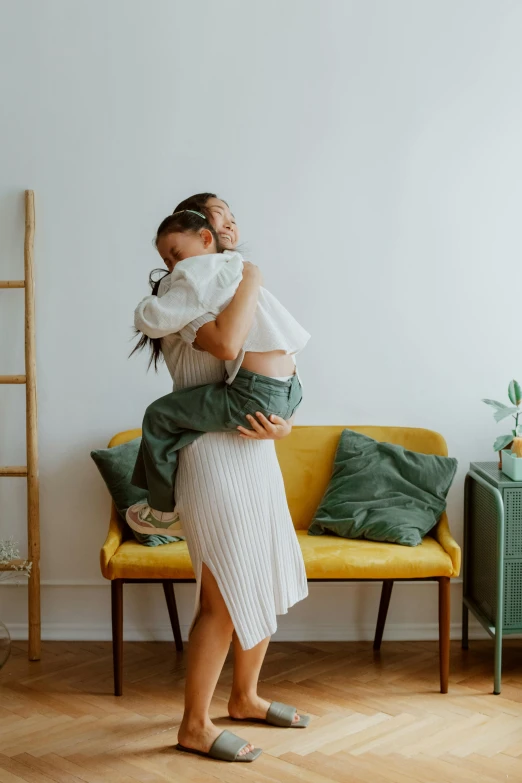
[134,275,207,339]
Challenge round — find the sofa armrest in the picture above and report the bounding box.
[432,512,461,577]
[100,502,124,579]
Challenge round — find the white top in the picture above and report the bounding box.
[134,251,310,382]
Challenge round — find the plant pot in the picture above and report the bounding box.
[501,449,522,481]
[499,441,514,470]
[0,620,11,669]
[512,437,522,458]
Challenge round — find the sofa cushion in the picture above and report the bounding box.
[91,436,179,547]
[308,430,458,546]
[275,426,449,530]
[91,437,145,518]
[297,531,453,580]
[106,538,195,580]
[104,529,453,581]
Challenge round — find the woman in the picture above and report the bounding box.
[137,193,309,762]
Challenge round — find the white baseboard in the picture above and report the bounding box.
[0,578,464,587]
[6,621,492,643]
[3,580,505,645]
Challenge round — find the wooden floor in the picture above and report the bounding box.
[1,640,522,782]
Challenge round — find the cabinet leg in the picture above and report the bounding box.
[494,629,503,695]
[462,603,469,650]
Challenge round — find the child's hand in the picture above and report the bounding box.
[237,412,293,440]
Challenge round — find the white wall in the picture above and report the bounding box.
[1,0,521,642]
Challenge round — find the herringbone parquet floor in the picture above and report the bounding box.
[1,639,522,782]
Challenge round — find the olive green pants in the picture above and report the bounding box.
[131,368,303,512]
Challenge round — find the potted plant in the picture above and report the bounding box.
[483,379,522,475]
[0,539,32,668]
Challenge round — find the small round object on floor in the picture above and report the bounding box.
[0,620,11,669]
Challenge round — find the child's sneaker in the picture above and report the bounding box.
[126,503,185,538]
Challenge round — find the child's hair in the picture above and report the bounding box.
[130,204,221,371]
[155,207,219,249]
[173,192,218,217]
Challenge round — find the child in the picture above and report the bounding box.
[127,207,309,535]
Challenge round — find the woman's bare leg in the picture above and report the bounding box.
[228,633,301,723]
[177,564,254,755]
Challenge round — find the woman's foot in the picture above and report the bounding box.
[228,694,302,725]
[177,717,254,757]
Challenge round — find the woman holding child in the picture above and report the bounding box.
[131,193,310,762]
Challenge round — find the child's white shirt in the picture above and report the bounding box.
[134,251,310,383]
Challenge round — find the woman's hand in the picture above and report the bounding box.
[237,413,294,440]
[242,260,263,286]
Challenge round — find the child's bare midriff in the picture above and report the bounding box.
[241,350,296,377]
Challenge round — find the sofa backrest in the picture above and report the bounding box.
[110,425,448,532]
[275,426,448,530]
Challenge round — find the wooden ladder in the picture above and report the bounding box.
[0,190,40,661]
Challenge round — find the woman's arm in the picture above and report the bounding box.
[193,260,294,440]
[194,262,262,360]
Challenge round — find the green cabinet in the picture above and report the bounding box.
[463,462,522,694]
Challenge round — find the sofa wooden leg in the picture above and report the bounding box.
[111,579,123,697]
[373,580,394,651]
[439,577,450,694]
[163,581,183,652]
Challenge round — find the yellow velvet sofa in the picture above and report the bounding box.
[101,426,460,696]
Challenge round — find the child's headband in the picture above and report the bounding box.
[172,209,206,220]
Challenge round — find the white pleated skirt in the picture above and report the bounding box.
[174,431,308,650]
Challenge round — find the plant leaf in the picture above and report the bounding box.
[494,407,519,423]
[494,434,514,452]
[508,379,522,406]
[482,399,518,422]
[483,399,510,410]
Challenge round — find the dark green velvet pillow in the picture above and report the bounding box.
[90,437,179,547]
[309,429,457,546]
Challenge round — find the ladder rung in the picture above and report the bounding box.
[0,375,26,384]
[0,559,25,571]
[0,281,25,288]
[0,466,28,477]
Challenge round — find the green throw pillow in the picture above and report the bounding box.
[90,437,180,546]
[309,429,458,546]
